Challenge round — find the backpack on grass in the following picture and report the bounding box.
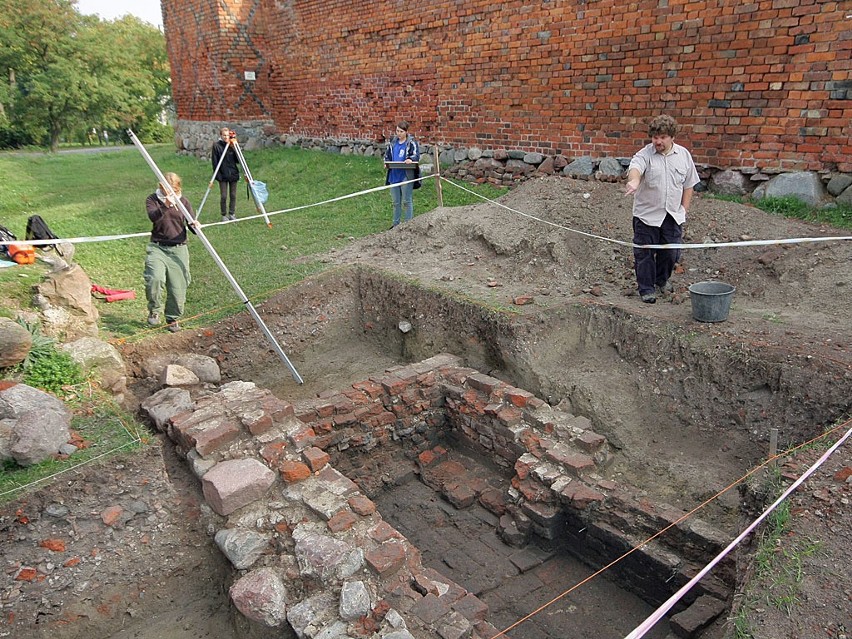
[26,215,63,254]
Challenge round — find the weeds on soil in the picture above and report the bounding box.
[706,192,852,230]
[0,384,147,505]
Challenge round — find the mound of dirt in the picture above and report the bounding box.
[330,176,851,355]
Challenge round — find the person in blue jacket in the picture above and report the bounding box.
[384,121,420,227]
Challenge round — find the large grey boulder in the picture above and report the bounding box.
[0,418,14,461]
[0,383,66,418]
[563,156,595,177]
[754,171,826,207]
[10,409,71,466]
[711,169,752,196]
[827,174,852,197]
[140,387,193,431]
[1,383,72,466]
[0,318,32,369]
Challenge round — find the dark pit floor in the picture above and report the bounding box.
[373,450,671,639]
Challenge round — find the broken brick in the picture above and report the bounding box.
[280,460,312,483]
[302,447,330,472]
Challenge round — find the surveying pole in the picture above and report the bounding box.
[231,139,272,228]
[128,130,303,384]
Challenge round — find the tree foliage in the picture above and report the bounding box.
[0,0,171,150]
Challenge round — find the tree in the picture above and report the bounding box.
[0,0,171,150]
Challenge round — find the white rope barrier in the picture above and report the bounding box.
[0,174,436,245]
[442,177,852,250]
[623,422,852,639]
[3,173,848,251]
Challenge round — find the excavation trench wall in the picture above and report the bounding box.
[349,267,851,455]
[143,353,733,637]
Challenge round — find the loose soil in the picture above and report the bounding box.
[2,176,850,638]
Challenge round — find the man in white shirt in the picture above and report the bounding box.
[625,115,699,304]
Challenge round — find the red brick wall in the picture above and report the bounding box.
[163,0,852,172]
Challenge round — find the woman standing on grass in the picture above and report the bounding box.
[144,172,195,333]
[384,121,420,228]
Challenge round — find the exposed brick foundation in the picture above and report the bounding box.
[144,353,732,634]
[162,0,851,172]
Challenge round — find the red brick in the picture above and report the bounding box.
[38,538,66,552]
[280,460,312,482]
[101,506,123,527]
[327,510,357,533]
[302,446,330,472]
[365,542,407,576]
[348,495,376,516]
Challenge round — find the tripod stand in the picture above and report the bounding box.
[196,133,272,227]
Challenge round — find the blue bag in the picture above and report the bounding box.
[250,180,269,205]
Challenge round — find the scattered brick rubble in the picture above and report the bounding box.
[141,353,731,638]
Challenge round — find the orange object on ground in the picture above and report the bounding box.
[7,243,35,264]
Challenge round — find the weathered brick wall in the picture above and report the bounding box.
[163,0,851,172]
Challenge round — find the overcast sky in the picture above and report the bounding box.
[76,0,163,28]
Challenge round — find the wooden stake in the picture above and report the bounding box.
[769,427,779,466]
[433,146,444,208]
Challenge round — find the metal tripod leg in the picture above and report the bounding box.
[231,139,272,227]
[128,130,303,384]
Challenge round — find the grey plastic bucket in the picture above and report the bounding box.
[688,281,736,322]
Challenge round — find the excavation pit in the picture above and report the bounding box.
[139,351,733,638]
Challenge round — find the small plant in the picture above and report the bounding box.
[15,318,56,369]
[22,349,84,394]
[754,195,811,217]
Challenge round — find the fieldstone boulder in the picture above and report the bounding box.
[140,387,193,431]
[0,318,32,369]
[0,383,66,418]
[827,174,852,197]
[837,184,852,206]
[287,593,338,639]
[160,364,200,387]
[0,418,14,461]
[597,157,624,178]
[10,410,70,466]
[563,156,595,177]
[60,336,126,396]
[215,528,271,569]
[339,580,371,621]
[229,567,288,627]
[34,264,99,339]
[754,171,826,207]
[710,169,752,196]
[140,352,220,383]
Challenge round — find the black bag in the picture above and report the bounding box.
[0,224,16,257]
[25,215,62,253]
[412,164,422,190]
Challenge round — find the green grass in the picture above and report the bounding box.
[0,145,505,338]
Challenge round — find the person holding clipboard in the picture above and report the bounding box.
[384,121,420,228]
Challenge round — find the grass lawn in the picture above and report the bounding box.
[0,145,506,338]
